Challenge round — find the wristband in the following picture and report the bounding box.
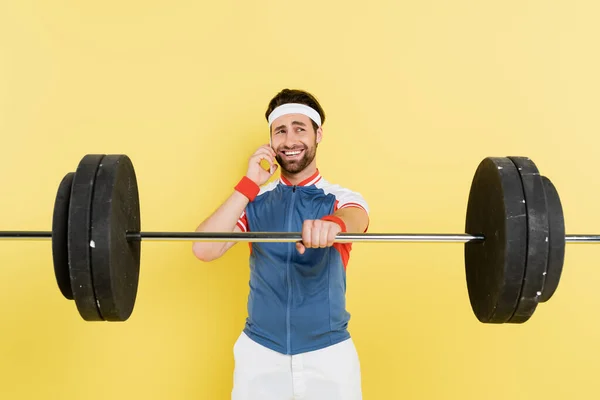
[235,176,260,201]
[321,215,347,233]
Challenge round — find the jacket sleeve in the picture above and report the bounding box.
[333,187,369,215]
[236,210,249,232]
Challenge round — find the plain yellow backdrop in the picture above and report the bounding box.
[1,0,600,398]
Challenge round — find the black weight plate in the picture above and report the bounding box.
[507,156,549,323]
[539,176,565,302]
[90,154,141,321]
[464,157,528,323]
[52,172,75,300]
[69,154,105,321]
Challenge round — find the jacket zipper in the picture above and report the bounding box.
[286,185,297,354]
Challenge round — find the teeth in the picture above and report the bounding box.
[284,151,301,156]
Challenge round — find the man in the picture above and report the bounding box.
[192,89,370,399]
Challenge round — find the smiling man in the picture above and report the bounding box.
[192,89,370,399]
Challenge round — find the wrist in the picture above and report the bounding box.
[321,215,347,232]
[235,176,260,201]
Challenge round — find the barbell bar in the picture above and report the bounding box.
[0,154,597,324]
[3,231,600,242]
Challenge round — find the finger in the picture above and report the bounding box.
[251,153,275,168]
[327,227,337,247]
[254,147,276,160]
[302,220,313,249]
[296,242,305,254]
[319,224,329,248]
[263,142,276,154]
[266,144,277,157]
[259,144,277,158]
[311,220,322,248]
[256,148,277,165]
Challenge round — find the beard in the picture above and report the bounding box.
[275,141,317,174]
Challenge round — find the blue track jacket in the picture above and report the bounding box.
[236,169,369,355]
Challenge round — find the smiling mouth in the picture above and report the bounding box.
[281,149,304,159]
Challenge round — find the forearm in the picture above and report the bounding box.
[195,190,249,233]
[192,144,275,261]
[192,189,249,261]
[331,207,369,233]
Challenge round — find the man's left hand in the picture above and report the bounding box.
[296,219,342,254]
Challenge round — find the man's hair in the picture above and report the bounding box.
[265,88,326,131]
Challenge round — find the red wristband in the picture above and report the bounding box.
[321,215,347,232]
[235,176,260,201]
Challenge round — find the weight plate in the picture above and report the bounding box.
[52,172,74,300]
[464,157,528,323]
[539,176,565,302]
[507,156,549,323]
[90,154,141,321]
[69,154,105,321]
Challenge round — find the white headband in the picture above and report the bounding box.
[267,103,322,127]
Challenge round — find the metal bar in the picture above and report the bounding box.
[0,230,483,242]
[1,230,599,243]
[0,231,52,240]
[131,232,486,243]
[565,235,600,243]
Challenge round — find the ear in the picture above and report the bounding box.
[316,127,323,143]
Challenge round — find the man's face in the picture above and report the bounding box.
[270,113,322,174]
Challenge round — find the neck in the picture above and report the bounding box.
[280,163,318,186]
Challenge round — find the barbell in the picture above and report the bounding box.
[0,154,596,323]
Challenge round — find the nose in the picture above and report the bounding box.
[283,131,301,148]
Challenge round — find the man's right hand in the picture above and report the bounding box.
[246,144,278,186]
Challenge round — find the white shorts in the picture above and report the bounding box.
[231,332,362,400]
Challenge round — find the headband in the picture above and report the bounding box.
[267,103,322,127]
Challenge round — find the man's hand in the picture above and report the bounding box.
[246,144,278,186]
[296,219,342,254]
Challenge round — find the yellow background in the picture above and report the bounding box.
[1,0,599,398]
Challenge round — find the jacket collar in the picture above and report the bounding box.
[279,169,322,187]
